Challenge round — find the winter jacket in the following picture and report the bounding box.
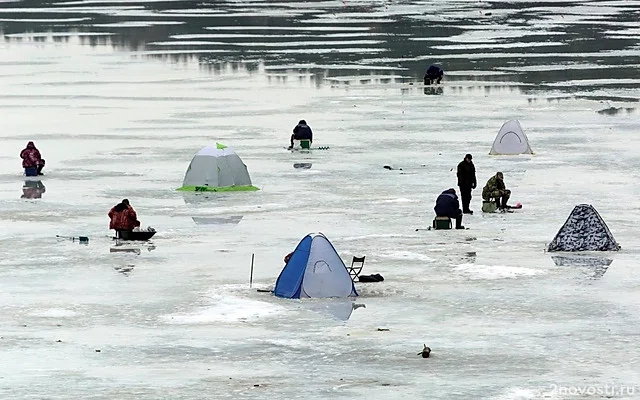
[20,142,43,168]
[425,65,443,79]
[293,123,313,142]
[109,204,140,230]
[457,160,477,188]
[482,175,506,200]
[434,189,462,218]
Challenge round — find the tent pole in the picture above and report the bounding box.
[249,253,255,288]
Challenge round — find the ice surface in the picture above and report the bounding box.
[0,1,639,399]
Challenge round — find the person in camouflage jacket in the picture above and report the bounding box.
[482,172,511,209]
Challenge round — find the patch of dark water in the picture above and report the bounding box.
[0,0,638,98]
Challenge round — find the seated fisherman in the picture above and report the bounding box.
[434,188,464,229]
[423,65,444,85]
[288,119,313,149]
[108,199,141,237]
[20,141,46,176]
[482,172,512,209]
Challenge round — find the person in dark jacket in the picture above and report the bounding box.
[434,188,464,229]
[457,154,477,214]
[288,120,313,149]
[424,65,444,85]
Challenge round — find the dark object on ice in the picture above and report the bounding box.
[56,235,89,244]
[358,273,384,283]
[256,289,273,293]
[116,230,156,241]
[597,106,624,115]
[418,344,431,358]
[294,163,312,169]
[383,165,402,171]
[424,65,443,85]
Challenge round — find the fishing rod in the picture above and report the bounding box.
[56,235,89,243]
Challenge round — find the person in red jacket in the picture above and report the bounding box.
[20,141,45,176]
[108,199,141,237]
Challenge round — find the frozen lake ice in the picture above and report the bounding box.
[0,0,639,399]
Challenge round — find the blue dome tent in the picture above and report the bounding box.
[274,233,357,299]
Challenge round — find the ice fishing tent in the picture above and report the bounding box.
[177,143,259,192]
[489,120,534,155]
[547,204,620,252]
[274,233,358,299]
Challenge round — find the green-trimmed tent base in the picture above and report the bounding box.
[177,185,259,192]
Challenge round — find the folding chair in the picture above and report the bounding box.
[348,256,365,282]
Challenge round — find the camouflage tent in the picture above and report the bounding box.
[547,204,620,252]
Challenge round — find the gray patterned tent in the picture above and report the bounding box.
[547,204,620,252]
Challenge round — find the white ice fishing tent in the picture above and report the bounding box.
[274,233,357,299]
[489,120,534,155]
[177,143,258,192]
[547,204,620,252]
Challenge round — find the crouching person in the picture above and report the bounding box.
[434,188,464,229]
[482,172,511,209]
[424,65,444,85]
[108,199,141,238]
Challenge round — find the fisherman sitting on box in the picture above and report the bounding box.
[434,188,464,229]
[424,65,444,85]
[482,172,511,211]
[288,119,313,150]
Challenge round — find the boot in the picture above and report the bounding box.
[455,215,465,230]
